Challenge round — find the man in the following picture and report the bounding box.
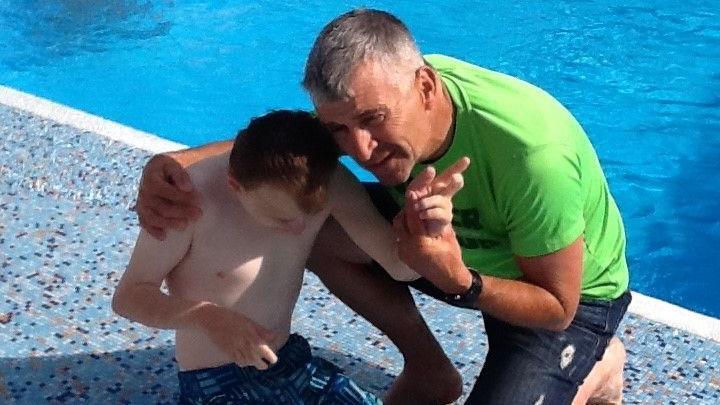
[137,9,630,404]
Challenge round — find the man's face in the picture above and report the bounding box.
[315,62,432,185]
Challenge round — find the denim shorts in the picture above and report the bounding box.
[464,291,631,404]
[178,334,382,404]
[363,182,632,404]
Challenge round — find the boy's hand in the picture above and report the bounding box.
[196,304,278,370]
[405,157,469,237]
[136,154,202,240]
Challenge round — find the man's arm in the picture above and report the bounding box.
[397,208,582,331]
[137,140,233,240]
[168,141,234,168]
[328,165,420,282]
[479,238,583,330]
[397,148,584,331]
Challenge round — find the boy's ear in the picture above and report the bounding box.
[227,173,243,192]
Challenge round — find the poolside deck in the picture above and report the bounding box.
[1,101,719,404]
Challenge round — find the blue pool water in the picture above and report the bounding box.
[1,1,719,317]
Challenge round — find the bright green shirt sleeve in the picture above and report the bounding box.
[502,145,585,257]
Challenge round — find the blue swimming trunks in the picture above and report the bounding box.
[178,334,382,404]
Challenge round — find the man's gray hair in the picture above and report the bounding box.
[302,9,425,104]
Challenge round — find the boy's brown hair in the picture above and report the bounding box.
[229,110,341,213]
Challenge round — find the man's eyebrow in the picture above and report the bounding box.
[355,106,389,119]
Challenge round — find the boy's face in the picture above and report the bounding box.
[229,178,312,235]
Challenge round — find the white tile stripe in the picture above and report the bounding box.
[2,85,720,343]
[0,85,186,153]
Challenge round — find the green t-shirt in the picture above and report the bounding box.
[393,54,629,300]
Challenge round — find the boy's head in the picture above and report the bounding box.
[227,110,340,234]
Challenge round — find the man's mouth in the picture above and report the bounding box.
[366,153,393,171]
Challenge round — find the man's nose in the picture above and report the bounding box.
[347,127,377,162]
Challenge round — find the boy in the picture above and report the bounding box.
[112,110,461,404]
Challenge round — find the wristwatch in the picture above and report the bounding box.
[444,268,482,309]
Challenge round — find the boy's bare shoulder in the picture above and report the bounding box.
[186,153,231,207]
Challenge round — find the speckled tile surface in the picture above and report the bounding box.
[1,104,719,404]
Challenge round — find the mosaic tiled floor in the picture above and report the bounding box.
[1,104,719,404]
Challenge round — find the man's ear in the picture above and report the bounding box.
[416,66,439,110]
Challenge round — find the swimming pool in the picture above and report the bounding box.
[1,1,718,317]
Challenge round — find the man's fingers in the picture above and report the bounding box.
[419,208,452,223]
[138,215,167,241]
[164,158,194,192]
[149,196,201,220]
[442,173,465,198]
[430,172,464,199]
[404,196,428,236]
[413,195,451,213]
[406,166,436,200]
[437,157,470,182]
[432,157,469,191]
[169,217,189,231]
[136,204,169,229]
[148,174,198,206]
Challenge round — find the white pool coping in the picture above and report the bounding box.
[2,84,720,343]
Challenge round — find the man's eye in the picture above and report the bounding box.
[364,114,384,126]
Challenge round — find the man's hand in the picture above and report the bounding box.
[136,154,202,240]
[405,157,469,236]
[393,157,472,293]
[393,206,471,294]
[196,304,278,370]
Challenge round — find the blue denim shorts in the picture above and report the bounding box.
[464,291,631,404]
[178,334,382,404]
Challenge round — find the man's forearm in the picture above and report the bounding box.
[170,140,233,168]
[112,283,214,330]
[475,274,573,331]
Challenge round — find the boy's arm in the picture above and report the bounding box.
[112,228,279,369]
[112,228,206,329]
[328,165,420,282]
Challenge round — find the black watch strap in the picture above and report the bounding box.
[445,268,482,309]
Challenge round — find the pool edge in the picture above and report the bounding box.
[0,85,186,154]
[2,85,719,343]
